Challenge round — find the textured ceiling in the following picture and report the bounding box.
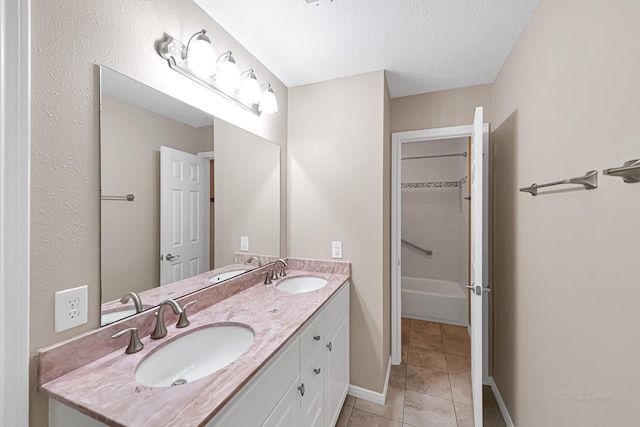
[194,0,540,97]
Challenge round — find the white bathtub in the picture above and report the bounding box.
[401,277,468,326]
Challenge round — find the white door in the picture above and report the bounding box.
[470,106,487,426]
[160,146,208,285]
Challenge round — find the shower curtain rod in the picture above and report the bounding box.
[402,152,467,160]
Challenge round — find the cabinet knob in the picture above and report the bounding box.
[298,383,305,397]
[314,368,321,375]
[313,335,321,341]
[327,341,332,352]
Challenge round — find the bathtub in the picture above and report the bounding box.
[401,277,468,326]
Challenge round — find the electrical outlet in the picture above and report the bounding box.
[332,241,343,259]
[55,285,88,332]
[240,236,249,252]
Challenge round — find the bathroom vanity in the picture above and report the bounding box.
[39,258,350,427]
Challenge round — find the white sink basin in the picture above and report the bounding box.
[275,276,328,294]
[100,308,138,326]
[209,269,249,283]
[135,324,254,387]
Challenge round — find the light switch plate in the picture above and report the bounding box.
[55,285,88,332]
[332,241,343,259]
[240,236,249,252]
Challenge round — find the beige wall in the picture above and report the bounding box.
[214,118,281,267]
[101,95,213,302]
[30,1,287,425]
[288,71,389,393]
[390,84,492,132]
[491,0,640,424]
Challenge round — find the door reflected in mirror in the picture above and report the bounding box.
[100,66,280,326]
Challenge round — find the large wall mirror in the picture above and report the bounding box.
[100,66,280,325]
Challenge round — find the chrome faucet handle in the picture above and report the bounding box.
[151,299,183,340]
[270,267,278,280]
[119,292,143,313]
[248,256,262,267]
[275,259,288,277]
[112,327,144,354]
[262,270,273,285]
[176,301,197,328]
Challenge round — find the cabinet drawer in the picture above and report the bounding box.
[324,282,349,334]
[300,310,324,364]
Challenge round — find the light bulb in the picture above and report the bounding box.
[186,31,216,77]
[259,85,278,114]
[215,52,240,93]
[239,70,261,105]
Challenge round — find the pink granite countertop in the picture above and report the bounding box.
[40,261,349,427]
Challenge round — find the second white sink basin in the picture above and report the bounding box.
[209,269,249,284]
[135,324,254,387]
[275,276,328,293]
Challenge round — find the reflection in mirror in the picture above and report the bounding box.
[99,66,280,326]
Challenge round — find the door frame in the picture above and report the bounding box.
[0,0,31,424]
[391,124,490,382]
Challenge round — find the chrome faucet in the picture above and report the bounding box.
[151,299,183,339]
[274,259,288,278]
[119,291,143,313]
[248,256,262,267]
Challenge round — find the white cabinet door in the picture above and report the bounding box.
[262,375,303,427]
[302,346,325,427]
[325,312,349,427]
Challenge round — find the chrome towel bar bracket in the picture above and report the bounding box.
[519,170,598,196]
[603,159,640,183]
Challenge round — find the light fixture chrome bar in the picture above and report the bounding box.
[402,152,467,160]
[519,170,598,196]
[157,35,261,116]
[603,159,640,183]
[401,239,433,256]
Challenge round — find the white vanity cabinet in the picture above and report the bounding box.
[208,281,350,427]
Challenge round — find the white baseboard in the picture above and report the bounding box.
[488,376,515,427]
[348,357,392,406]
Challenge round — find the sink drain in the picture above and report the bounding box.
[171,379,187,386]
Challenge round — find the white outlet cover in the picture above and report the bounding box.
[240,236,249,252]
[55,285,88,332]
[332,241,343,259]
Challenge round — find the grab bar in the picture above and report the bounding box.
[101,194,135,201]
[519,170,598,196]
[603,159,640,183]
[401,239,433,256]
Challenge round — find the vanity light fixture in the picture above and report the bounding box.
[215,51,241,92]
[183,30,216,77]
[259,84,279,114]
[238,69,262,105]
[158,32,277,115]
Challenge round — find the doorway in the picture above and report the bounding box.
[391,115,490,424]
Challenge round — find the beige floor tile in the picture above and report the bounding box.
[389,363,407,388]
[403,389,457,427]
[410,319,442,336]
[443,336,470,357]
[347,408,402,427]
[445,353,470,375]
[409,330,445,353]
[405,365,452,401]
[402,317,411,332]
[402,344,408,364]
[337,404,353,427]
[402,331,409,346]
[454,402,474,427]
[354,385,405,421]
[407,347,447,372]
[441,324,470,341]
[344,394,356,407]
[449,373,472,405]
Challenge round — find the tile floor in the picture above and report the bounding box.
[335,318,506,427]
